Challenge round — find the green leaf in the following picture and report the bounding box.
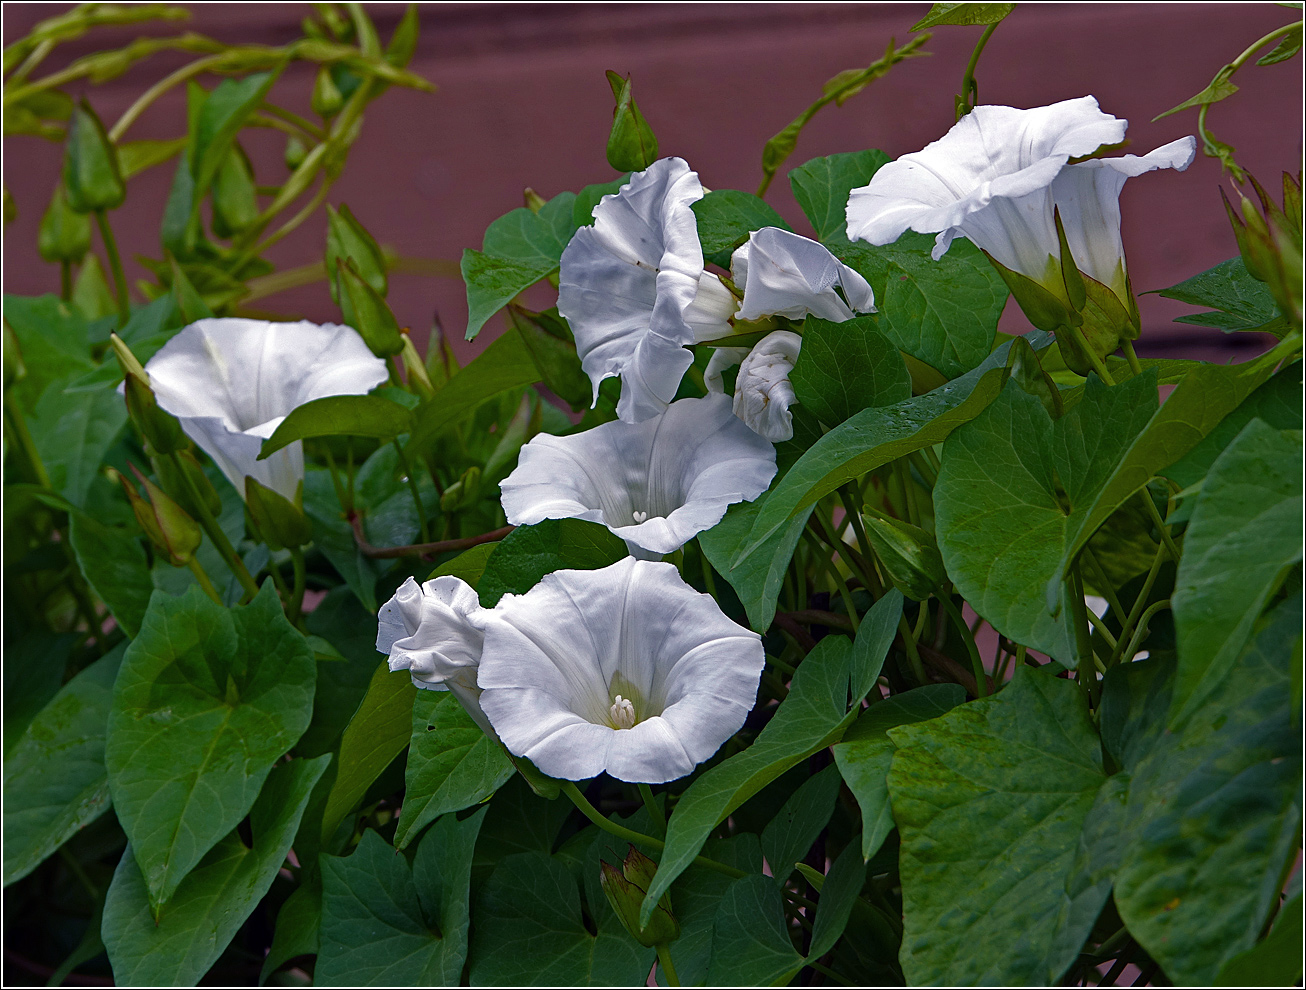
[790,151,1007,378]
[190,72,281,201]
[392,690,513,849]
[38,183,90,262]
[429,541,499,584]
[760,764,842,885]
[692,189,792,269]
[69,512,154,638]
[1216,894,1303,985]
[910,2,1016,28]
[1155,71,1239,120]
[573,176,629,228]
[934,374,1158,661]
[850,587,905,702]
[319,660,416,844]
[705,874,804,986]
[477,518,628,606]
[318,810,485,986]
[805,839,869,961]
[26,371,127,507]
[1170,419,1302,723]
[1110,601,1301,985]
[2,294,94,406]
[699,492,812,632]
[210,144,258,237]
[3,643,124,885]
[62,99,124,212]
[736,334,1046,568]
[463,192,579,340]
[407,328,543,456]
[605,70,659,172]
[470,848,653,985]
[886,667,1108,985]
[1256,23,1303,64]
[101,755,329,985]
[2,629,73,757]
[260,877,321,983]
[1165,362,1301,489]
[260,394,413,459]
[510,306,591,411]
[640,636,854,926]
[105,582,317,912]
[117,136,187,180]
[791,314,911,425]
[832,683,965,861]
[1155,256,1288,335]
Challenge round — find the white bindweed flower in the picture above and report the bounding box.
[377,575,496,735]
[557,157,738,423]
[142,318,388,502]
[499,393,776,557]
[731,226,876,322]
[477,558,765,784]
[705,331,803,442]
[844,97,1195,308]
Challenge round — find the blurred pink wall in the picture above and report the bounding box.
[3,3,1301,364]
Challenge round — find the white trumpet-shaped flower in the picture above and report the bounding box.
[557,157,738,423]
[731,227,876,322]
[844,96,1195,305]
[142,318,388,502]
[499,393,776,558]
[704,330,804,442]
[377,575,495,735]
[477,558,765,784]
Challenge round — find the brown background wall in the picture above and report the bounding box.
[3,3,1301,364]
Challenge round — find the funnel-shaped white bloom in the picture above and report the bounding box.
[845,97,1195,303]
[478,558,765,783]
[143,318,388,501]
[377,575,495,735]
[500,394,775,558]
[558,158,737,423]
[732,227,876,322]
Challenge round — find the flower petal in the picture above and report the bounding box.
[732,227,876,322]
[704,347,749,393]
[500,394,776,555]
[732,330,802,442]
[377,575,489,690]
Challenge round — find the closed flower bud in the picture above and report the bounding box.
[62,99,125,213]
[244,476,312,550]
[862,513,946,602]
[122,464,202,567]
[38,184,91,263]
[600,846,679,947]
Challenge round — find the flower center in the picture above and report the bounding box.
[609,694,637,730]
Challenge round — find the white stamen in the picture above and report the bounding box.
[609,694,636,730]
[632,510,648,523]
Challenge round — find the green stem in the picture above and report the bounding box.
[940,595,988,697]
[4,389,52,488]
[257,101,326,139]
[393,441,430,543]
[1081,545,1126,621]
[1067,566,1100,706]
[957,21,999,119]
[186,556,223,604]
[323,447,351,512]
[108,53,227,142]
[1121,340,1144,377]
[560,782,745,879]
[93,211,130,324]
[655,944,681,987]
[809,961,854,986]
[897,613,928,685]
[60,259,72,301]
[807,522,861,632]
[638,783,666,835]
[288,547,308,625]
[1106,542,1167,667]
[1118,600,1171,665]
[1139,490,1181,562]
[168,453,260,601]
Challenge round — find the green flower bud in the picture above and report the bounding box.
[311,65,344,118]
[284,134,308,170]
[245,476,312,550]
[62,99,125,213]
[337,258,403,357]
[599,846,679,948]
[326,203,387,303]
[122,464,202,566]
[400,333,436,401]
[439,465,481,514]
[38,184,91,263]
[862,513,946,602]
[152,449,223,519]
[605,70,658,173]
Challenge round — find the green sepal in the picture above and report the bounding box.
[861,512,946,602]
[1059,273,1136,377]
[38,183,91,262]
[1053,207,1086,312]
[152,448,223,519]
[605,70,658,172]
[62,98,125,213]
[245,477,312,551]
[121,464,202,566]
[385,3,420,68]
[327,203,387,303]
[980,249,1074,332]
[337,258,404,357]
[400,334,436,401]
[439,465,482,514]
[504,749,560,799]
[110,333,188,453]
[600,846,680,948]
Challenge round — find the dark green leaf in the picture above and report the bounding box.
[833,684,965,861]
[692,190,792,269]
[318,810,485,985]
[1170,419,1302,723]
[190,72,281,200]
[210,144,258,237]
[319,660,416,844]
[573,176,629,228]
[105,582,317,912]
[392,690,513,849]
[101,755,329,985]
[886,667,1108,984]
[1216,894,1303,985]
[791,313,911,425]
[69,512,154,638]
[511,306,591,411]
[910,2,1016,28]
[1156,71,1239,120]
[1156,256,1288,335]
[705,874,804,986]
[2,294,94,406]
[27,373,127,508]
[934,374,1158,661]
[789,150,888,243]
[477,518,628,606]
[299,588,391,757]
[806,839,869,960]
[699,492,812,632]
[2,629,73,757]
[338,259,405,357]
[260,877,321,983]
[407,328,543,456]
[850,587,905,702]
[760,764,842,885]
[3,644,124,885]
[640,636,854,926]
[260,394,413,459]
